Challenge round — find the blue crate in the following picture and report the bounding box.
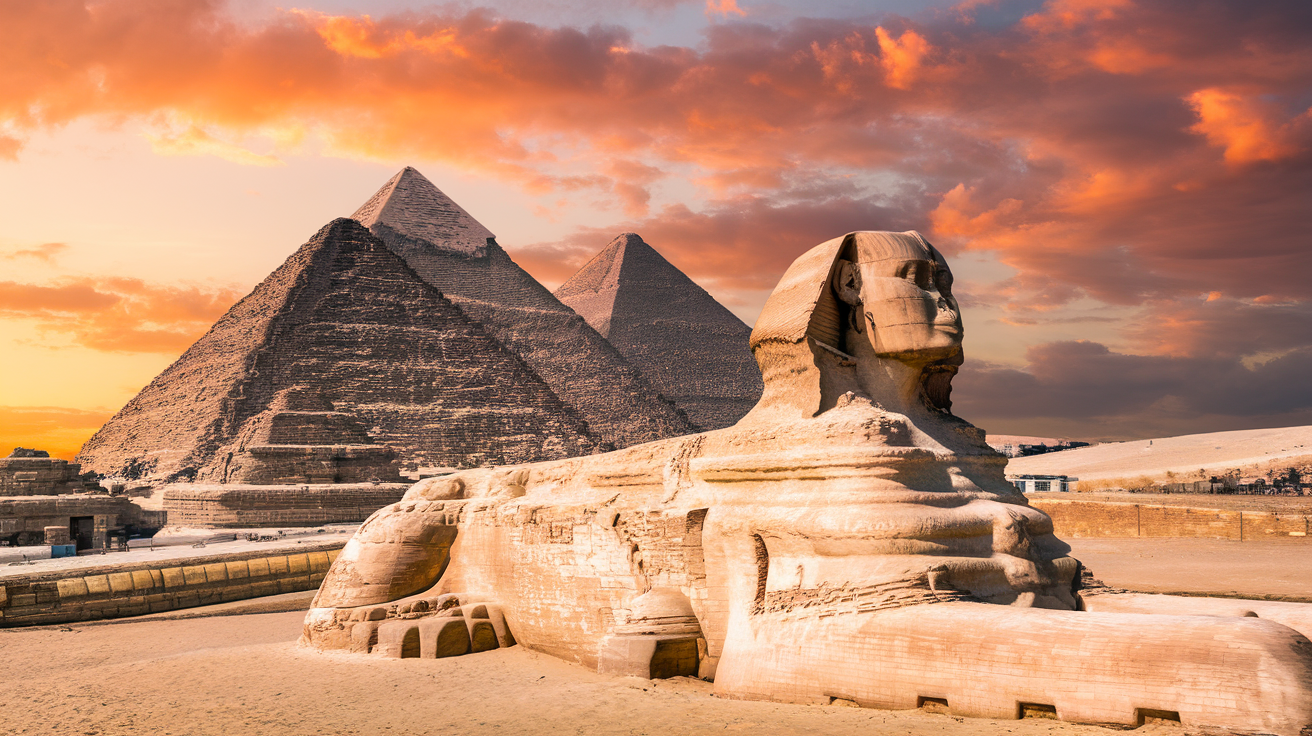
[51,544,77,558]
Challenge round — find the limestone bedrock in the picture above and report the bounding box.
[303,232,1312,735]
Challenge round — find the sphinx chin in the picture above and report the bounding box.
[303,231,1312,736]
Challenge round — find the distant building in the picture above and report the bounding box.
[987,439,1092,458]
[1009,474,1078,493]
[1016,441,1091,457]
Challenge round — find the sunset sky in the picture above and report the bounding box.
[2,0,1311,458]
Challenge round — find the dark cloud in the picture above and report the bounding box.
[955,342,1312,439]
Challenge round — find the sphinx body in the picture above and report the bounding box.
[304,232,1312,734]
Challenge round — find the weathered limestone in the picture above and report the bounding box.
[0,494,161,548]
[555,233,763,431]
[162,483,409,528]
[79,219,601,482]
[304,232,1312,735]
[209,387,403,485]
[1,448,95,496]
[351,168,696,449]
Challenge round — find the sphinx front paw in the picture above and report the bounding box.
[340,593,515,659]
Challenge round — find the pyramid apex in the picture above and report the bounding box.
[351,167,495,258]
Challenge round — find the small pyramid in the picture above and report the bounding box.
[556,233,763,430]
[78,219,601,481]
[351,168,696,448]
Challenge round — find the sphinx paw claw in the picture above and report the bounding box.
[339,595,514,659]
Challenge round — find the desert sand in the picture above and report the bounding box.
[1,607,1185,736]
[3,536,1298,736]
[1068,538,1312,600]
[1008,424,1312,481]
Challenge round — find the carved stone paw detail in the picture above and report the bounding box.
[339,593,515,659]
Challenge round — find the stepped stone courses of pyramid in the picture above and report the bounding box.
[214,386,403,485]
[352,168,696,449]
[556,233,763,431]
[78,219,600,481]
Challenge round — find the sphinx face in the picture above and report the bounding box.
[838,233,962,361]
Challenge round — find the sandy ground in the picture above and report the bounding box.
[4,539,1304,736]
[1067,537,1312,600]
[0,608,1198,736]
[1008,425,1312,481]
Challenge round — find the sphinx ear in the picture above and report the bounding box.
[834,260,862,306]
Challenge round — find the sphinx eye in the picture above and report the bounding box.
[901,262,932,290]
[935,268,953,295]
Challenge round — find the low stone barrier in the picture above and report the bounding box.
[163,483,408,527]
[1031,498,1311,541]
[0,542,342,626]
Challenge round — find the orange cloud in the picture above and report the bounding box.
[1,0,1310,372]
[145,124,283,166]
[1187,88,1309,164]
[874,27,930,90]
[0,277,242,353]
[706,0,746,18]
[0,134,20,161]
[3,242,68,263]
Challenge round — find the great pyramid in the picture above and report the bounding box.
[351,167,695,447]
[78,219,600,481]
[555,233,762,430]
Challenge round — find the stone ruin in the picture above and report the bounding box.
[303,231,1312,735]
[555,233,763,431]
[160,385,413,528]
[0,448,157,549]
[351,167,696,449]
[1,448,98,496]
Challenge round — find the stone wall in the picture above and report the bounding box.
[0,495,162,548]
[163,483,409,527]
[1030,498,1312,540]
[0,544,341,626]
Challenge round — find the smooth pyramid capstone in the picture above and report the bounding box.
[351,167,696,449]
[555,233,763,430]
[78,218,601,481]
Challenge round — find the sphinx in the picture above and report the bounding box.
[303,232,1312,734]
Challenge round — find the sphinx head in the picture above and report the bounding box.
[748,231,966,419]
[832,232,962,363]
[832,232,963,412]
